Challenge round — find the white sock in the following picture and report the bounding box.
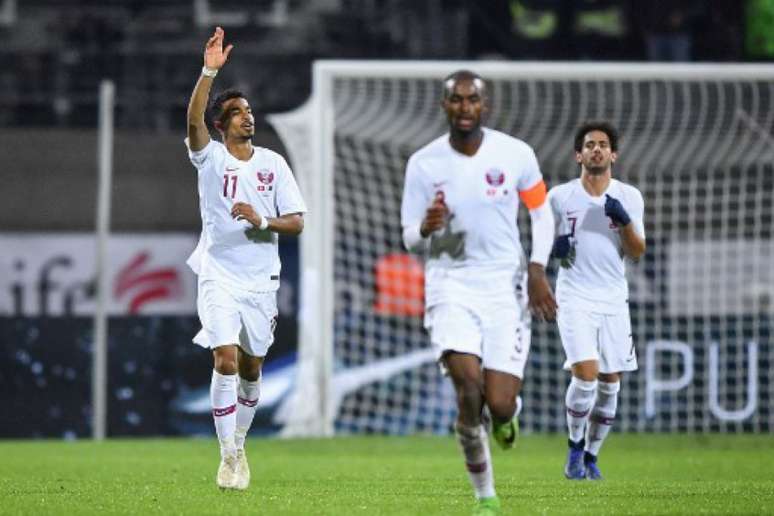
[585,381,620,457]
[235,377,261,450]
[565,377,598,443]
[210,370,238,458]
[455,423,495,499]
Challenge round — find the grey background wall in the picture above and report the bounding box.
[0,126,285,231]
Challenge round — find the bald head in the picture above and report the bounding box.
[443,70,486,99]
[441,70,488,139]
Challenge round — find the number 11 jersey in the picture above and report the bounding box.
[185,139,306,292]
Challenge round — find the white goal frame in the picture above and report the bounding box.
[269,61,774,438]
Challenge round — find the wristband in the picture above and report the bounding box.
[201,66,218,78]
[258,217,269,230]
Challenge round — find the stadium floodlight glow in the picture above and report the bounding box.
[269,61,774,437]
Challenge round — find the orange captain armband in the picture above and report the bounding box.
[518,179,547,210]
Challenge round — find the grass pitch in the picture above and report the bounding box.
[0,434,772,515]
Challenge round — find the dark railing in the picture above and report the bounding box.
[1,48,314,130]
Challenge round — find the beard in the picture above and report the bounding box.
[584,161,608,175]
[230,128,254,141]
[450,121,482,141]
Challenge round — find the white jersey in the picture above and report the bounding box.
[185,139,306,292]
[548,178,645,314]
[400,127,544,307]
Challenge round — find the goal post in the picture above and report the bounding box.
[270,61,774,437]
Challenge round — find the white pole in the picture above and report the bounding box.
[93,80,114,440]
[311,64,335,437]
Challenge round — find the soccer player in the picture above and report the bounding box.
[548,121,646,480]
[185,27,306,490]
[400,70,557,515]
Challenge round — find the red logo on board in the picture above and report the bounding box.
[114,252,181,314]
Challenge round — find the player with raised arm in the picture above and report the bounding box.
[186,27,307,490]
[400,70,556,515]
[548,121,646,480]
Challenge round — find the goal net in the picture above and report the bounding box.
[269,62,774,437]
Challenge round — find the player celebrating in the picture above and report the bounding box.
[185,27,306,490]
[548,121,646,480]
[400,70,556,515]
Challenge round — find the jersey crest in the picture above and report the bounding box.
[485,168,505,187]
[257,170,275,184]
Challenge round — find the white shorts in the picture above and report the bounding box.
[193,279,278,357]
[424,296,531,379]
[557,305,637,373]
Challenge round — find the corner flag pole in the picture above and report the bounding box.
[93,79,115,440]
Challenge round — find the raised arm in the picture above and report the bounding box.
[187,26,233,151]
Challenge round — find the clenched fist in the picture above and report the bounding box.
[420,191,449,237]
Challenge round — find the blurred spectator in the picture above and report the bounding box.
[65,12,126,82]
[570,0,635,60]
[505,0,567,59]
[639,0,701,61]
[65,13,125,56]
[466,0,513,59]
[745,0,774,59]
[694,1,742,61]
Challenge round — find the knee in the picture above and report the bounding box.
[239,361,262,382]
[487,395,517,422]
[598,372,620,384]
[213,348,238,375]
[571,360,599,381]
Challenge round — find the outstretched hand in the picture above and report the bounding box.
[204,26,233,70]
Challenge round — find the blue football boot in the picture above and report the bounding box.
[564,439,586,480]
[584,451,603,480]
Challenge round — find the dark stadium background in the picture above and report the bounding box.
[0,0,765,438]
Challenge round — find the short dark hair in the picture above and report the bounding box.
[442,70,486,98]
[574,121,619,152]
[208,89,246,130]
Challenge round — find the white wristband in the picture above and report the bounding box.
[201,66,218,78]
[258,216,269,230]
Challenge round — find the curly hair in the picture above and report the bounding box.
[574,121,619,152]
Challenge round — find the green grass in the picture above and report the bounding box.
[0,434,772,515]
